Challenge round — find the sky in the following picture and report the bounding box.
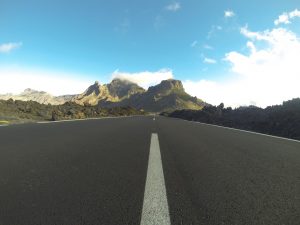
[1,0,300,107]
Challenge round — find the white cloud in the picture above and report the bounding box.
[0,67,174,95]
[207,25,222,39]
[203,44,214,50]
[224,10,235,18]
[203,57,217,64]
[154,15,165,30]
[165,2,181,12]
[112,69,173,89]
[275,9,300,25]
[246,41,256,53]
[183,79,220,104]
[274,12,290,25]
[0,67,95,95]
[190,40,198,47]
[289,9,300,18]
[183,26,300,108]
[0,42,22,53]
[114,18,130,33]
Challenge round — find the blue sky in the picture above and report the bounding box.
[1,0,300,107]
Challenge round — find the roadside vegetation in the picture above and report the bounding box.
[162,98,300,140]
[0,99,146,124]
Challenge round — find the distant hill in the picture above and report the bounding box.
[164,99,300,140]
[0,89,74,105]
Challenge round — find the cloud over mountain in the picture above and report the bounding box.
[111,69,174,89]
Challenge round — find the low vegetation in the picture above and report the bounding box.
[163,98,300,140]
[0,99,146,124]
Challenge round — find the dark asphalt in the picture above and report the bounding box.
[0,116,299,225]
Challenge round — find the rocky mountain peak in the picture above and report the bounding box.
[107,78,145,99]
[72,78,145,106]
[161,79,184,90]
[84,81,102,96]
[110,78,131,84]
[148,79,184,94]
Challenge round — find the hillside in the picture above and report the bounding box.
[163,99,300,140]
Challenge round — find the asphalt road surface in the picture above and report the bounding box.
[0,116,299,225]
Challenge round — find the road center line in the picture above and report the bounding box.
[140,133,171,225]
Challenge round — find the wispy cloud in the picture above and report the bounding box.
[207,25,222,39]
[224,10,235,18]
[154,15,165,30]
[274,9,300,25]
[114,18,131,33]
[165,2,181,12]
[203,44,214,50]
[112,69,173,89]
[190,40,198,48]
[0,42,22,53]
[203,57,217,64]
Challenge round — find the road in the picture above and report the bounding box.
[0,116,299,225]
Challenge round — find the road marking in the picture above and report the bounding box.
[37,115,138,124]
[140,133,170,225]
[153,117,155,121]
[182,119,300,143]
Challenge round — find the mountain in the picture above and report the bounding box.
[0,78,207,112]
[0,89,75,105]
[72,79,145,106]
[97,79,207,112]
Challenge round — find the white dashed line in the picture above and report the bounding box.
[140,133,170,225]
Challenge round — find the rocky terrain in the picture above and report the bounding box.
[0,99,146,124]
[163,98,300,140]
